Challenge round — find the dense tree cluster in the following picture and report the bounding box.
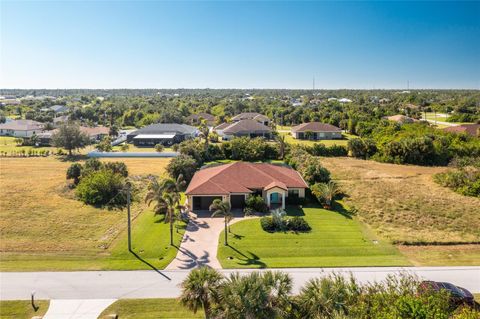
[179,268,479,319]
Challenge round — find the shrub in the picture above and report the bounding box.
[243,207,254,216]
[245,195,269,213]
[301,157,331,185]
[103,161,129,177]
[260,216,276,232]
[76,169,127,207]
[66,163,83,185]
[286,216,311,232]
[154,143,164,152]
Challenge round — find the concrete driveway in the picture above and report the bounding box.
[165,211,243,270]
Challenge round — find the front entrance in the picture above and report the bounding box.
[270,192,281,204]
[192,196,222,211]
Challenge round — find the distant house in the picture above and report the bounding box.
[339,98,352,103]
[231,112,270,126]
[443,124,480,138]
[291,122,342,140]
[80,126,110,142]
[41,105,69,114]
[127,123,198,147]
[185,113,215,126]
[384,115,415,124]
[0,119,44,137]
[185,161,308,211]
[214,119,272,140]
[37,125,109,145]
[53,115,69,127]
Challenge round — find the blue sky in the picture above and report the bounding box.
[1,1,479,89]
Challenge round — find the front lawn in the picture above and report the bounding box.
[218,205,409,268]
[0,157,185,271]
[0,300,49,319]
[98,299,204,319]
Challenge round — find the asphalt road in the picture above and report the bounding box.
[1,266,479,300]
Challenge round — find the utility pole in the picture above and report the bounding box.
[126,182,132,252]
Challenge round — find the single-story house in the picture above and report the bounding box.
[41,105,69,114]
[214,119,272,140]
[231,112,270,126]
[384,115,415,124]
[127,123,198,147]
[291,122,342,140]
[443,124,480,138]
[36,125,109,145]
[185,161,308,211]
[185,113,215,127]
[80,126,110,142]
[0,119,44,137]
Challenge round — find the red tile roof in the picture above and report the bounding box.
[291,122,341,133]
[186,161,307,195]
[443,124,480,137]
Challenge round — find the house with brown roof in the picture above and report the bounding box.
[0,119,44,137]
[185,113,215,127]
[231,112,270,126]
[443,124,480,138]
[185,162,308,211]
[291,122,342,140]
[213,119,272,140]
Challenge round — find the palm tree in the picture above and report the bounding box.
[275,134,287,160]
[180,267,224,319]
[311,181,341,209]
[145,176,183,245]
[209,199,233,246]
[160,174,186,194]
[198,120,210,158]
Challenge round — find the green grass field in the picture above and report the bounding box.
[0,136,60,153]
[0,300,49,319]
[218,205,409,268]
[0,157,184,271]
[98,299,204,319]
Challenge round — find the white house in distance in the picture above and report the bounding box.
[0,119,44,137]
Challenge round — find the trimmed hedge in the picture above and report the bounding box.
[260,216,311,233]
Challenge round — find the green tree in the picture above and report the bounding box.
[179,267,224,319]
[76,169,126,207]
[51,124,90,156]
[198,120,210,158]
[209,199,233,246]
[154,143,164,153]
[96,136,113,152]
[166,154,198,183]
[275,134,287,160]
[66,163,82,185]
[311,181,341,209]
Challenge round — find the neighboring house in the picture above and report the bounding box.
[443,124,480,138]
[53,115,69,127]
[80,126,110,142]
[185,161,308,211]
[231,112,270,126]
[36,125,110,145]
[40,105,68,113]
[214,119,272,140]
[185,113,215,126]
[127,123,198,146]
[0,119,44,137]
[291,122,342,140]
[384,115,415,124]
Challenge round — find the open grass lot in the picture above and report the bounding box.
[0,136,60,153]
[0,300,49,319]
[218,205,409,268]
[321,157,480,265]
[0,157,185,271]
[99,299,204,319]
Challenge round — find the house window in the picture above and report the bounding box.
[288,189,299,197]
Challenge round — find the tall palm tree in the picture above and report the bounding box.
[209,199,233,246]
[145,177,183,246]
[198,120,210,158]
[275,134,287,160]
[179,267,224,319]
[160,174,186,194]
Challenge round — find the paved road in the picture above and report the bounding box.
[1,267,479,300]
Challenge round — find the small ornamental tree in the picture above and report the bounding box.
[154,143,164,152]
[66,163,83,185]
[76,169,126,207]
